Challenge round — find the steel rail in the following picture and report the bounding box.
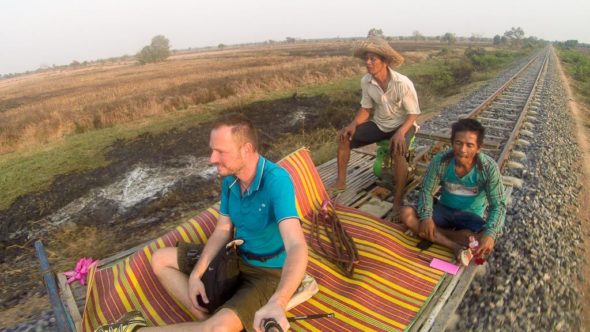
[413,49,547,166]
[496,52,549,170]
[463,55,538,119]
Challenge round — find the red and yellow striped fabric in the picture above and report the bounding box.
[82,148,453,332]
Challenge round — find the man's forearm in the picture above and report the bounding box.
[483,165,507,239]
[417,193,434,221]
[483,203,506,239]
[417,155,441,220]
[397,114,417,135]
[350,108,371,126]
[267,242,308,309]
[192,228,232,278]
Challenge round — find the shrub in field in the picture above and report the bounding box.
[559,48,590,82]
[464,47,495,70]
[430,67,455,93]
[558,48,590,102]
[409,47,524,98]
[451,61,474,84]
[464,47,519,71]
[137,35,171,64]
[574,62,590,82]
[367,28,384,38]
[423,61,473,94]
[441,32,456,45]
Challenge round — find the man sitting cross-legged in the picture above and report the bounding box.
[96,114,308,332]
[400,119,507,264]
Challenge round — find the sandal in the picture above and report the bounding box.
[416,239,433,250]
[458,248,473,266]
[95,310,147,332]
[388,210,401,223]
[327,187,346,198]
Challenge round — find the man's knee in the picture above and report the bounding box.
[151,247,178,276]
[201,308,243,332]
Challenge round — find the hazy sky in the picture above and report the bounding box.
[1,0,588,75]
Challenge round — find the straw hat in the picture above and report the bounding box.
[352,37,404,67]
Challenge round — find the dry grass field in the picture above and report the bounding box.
[0,42,364,154]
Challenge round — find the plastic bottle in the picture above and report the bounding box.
[468,236,486,265]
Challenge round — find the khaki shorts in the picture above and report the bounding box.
[177,243,282,331]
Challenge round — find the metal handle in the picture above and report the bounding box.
[263,319,284,332]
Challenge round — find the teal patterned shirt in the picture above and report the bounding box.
[417,150,507,239]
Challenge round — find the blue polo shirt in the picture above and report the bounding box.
[219,156,299,268]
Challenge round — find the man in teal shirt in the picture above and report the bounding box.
[400,119,506,264]
[98,114,308,332]
[218,152,297,269]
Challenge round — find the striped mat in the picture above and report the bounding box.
[82,148,453,331]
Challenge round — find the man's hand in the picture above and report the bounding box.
[390,130,407,157]
[188,273,209,313]
[253,301,289,332]
[476,235,495,256]
[339,123,356,142]
[419,218,436,242]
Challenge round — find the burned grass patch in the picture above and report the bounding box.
[0,93,350,316]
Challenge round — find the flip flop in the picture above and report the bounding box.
[327,187,346,198]
[458,248,473,266]
[416,239,433,250]
[389,210,402,223]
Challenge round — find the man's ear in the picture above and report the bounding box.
[241,142,254,155]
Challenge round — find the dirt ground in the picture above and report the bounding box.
[0,93,350,328]
[555,52,590,330]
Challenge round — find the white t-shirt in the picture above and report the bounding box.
[360,67,421,132]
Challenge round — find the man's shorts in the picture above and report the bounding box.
[432,203,485,233]
[177,243,281,332]
[350,121,415,150]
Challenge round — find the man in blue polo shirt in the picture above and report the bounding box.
[103,114,308,332]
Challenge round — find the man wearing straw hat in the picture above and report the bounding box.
[332,37,420,216]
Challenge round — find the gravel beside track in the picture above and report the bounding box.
[3,309,56,332]
[452,53,584,331]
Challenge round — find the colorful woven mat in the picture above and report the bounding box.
[82,148,453,331]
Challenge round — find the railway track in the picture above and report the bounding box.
[414,47,549,175]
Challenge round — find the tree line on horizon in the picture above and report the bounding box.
[2,30,588,80]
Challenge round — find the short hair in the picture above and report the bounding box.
[451,118,485,146]
[212,113,259,151]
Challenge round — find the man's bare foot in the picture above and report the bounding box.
[331,179,346,191]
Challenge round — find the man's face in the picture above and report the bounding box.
[209,126,246,177]
[364,52,388,76]
[452,131,481,165]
